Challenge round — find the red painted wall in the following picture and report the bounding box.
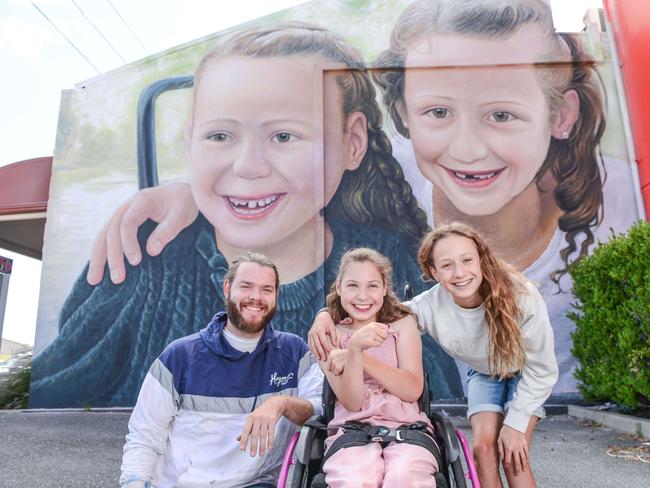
[604,0,650,217]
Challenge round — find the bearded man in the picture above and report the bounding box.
[120,252,323,488]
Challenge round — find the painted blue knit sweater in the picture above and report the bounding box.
[30,215,463,407]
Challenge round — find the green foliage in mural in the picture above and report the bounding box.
[569,220,650,409]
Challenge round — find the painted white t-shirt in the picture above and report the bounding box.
[394,135,642,392]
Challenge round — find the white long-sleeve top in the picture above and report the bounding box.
[407,280,558,433]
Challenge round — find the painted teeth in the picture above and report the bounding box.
[228,195,279,211]
[453,171,497,180]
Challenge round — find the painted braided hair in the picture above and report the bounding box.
[373,0,606,282]
[418,222,527,378]
[194,21,429,238]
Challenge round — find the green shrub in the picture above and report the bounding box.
[568,220,650,409]
[0,357,31,409]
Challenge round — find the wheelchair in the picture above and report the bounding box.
[277,283,480,487]
[277,375,480,488]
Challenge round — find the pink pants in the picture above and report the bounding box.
[323,442,438,487]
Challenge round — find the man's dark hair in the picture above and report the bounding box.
[224,252,280,291]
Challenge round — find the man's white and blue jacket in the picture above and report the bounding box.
[120,311,323,488]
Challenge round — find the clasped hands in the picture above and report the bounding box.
[313,318,390,376]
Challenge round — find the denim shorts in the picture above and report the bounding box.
[466,367,545,421]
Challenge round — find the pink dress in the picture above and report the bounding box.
[323,325,438,488]
[329,325,431,430]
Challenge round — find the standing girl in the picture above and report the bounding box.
[310,223,558,488]
[372,0,638,393]
[320,248,438,487]
[413,223,557,487]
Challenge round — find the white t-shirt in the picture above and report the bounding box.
[223,327,260,353]
[394,135,642,392]
[407,280,558,433]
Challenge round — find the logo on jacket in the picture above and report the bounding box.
[269,371,294,387]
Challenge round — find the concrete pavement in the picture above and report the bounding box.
[0,410,648,487]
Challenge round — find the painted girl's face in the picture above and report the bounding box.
[431,234,483,308]
[189,56,353,250]
[402,28,554,217]
[337,260,387,325]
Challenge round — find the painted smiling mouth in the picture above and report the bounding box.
[225,194,284,215]
[444,167,506,183]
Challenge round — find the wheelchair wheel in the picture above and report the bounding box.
[284,462,304,488]
[449,457,468,488]
[309,472,327,487]
[434,471,450,488]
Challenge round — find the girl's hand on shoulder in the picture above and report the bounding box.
[325,348,347,375]
[498,424,529,475]
[308,311,341,361]
[348,322,389,352]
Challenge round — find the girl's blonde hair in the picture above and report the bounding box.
[418,222,527,378]
[326,248,412,325]
[193,21,429,238]
[374,0,606,284]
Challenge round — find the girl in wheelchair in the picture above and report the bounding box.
[311,223,559,487]
[318,248,439,487]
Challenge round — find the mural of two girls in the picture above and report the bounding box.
[30,0,642,407]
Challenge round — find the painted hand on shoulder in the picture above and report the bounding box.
[86,182,198,285]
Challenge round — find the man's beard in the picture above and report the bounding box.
[226,294,276,335]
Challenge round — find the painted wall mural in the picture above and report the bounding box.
[30,0,643,407]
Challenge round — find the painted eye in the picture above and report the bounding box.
[272,132,294,143]
[489,111,516,123]
[427,107,450,119]
[207,132,230,142]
